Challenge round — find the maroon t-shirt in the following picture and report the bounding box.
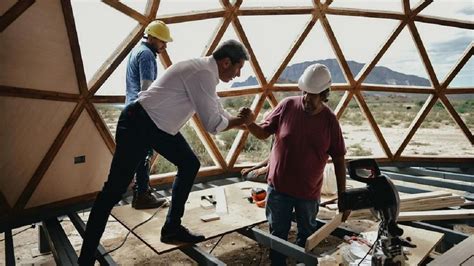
[261,96,346,200]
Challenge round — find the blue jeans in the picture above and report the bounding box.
[266,185,319,266]
[78,102,200,265]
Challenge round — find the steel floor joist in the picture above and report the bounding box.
[237,227,319,265]
[180,245,226,266]
[42,218,78,265]
[4,229,15,266]
[68,212,117,266]
[382,171,474,193]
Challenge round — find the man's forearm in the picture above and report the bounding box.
[247,122,271,139]
[223,116,246,131]
[332,156,346,195]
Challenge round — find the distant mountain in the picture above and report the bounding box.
[231,59,431,87]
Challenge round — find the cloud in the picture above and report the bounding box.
[427,34,472,58]
[458,5,474,15]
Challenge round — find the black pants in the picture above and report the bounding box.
[78,102,200,265]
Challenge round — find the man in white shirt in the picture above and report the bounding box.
[78,40,253,265]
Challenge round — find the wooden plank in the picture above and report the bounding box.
[354,91,393,158]
[239,7,313,16]
[415,15,474,30]
[61,0,88,94]
[356,21,406,85]
[0,86,79,102]
[400,225,443,265]
[407,21,440,89]
[334,91,353,120]
[158,10,226,24]
[360,84,434,94]
[0,0,35,32]
[428,236,474,266]
[102,0,148,24]
[399,191,452,201]
[394,95,438,158]
[84,103,116,154]
[439,95,474,145]
[190,115,227,170]
[325,7,404,20]
[268,16,318,86]
[217,87,261,97]
[305,212,343,252]
[214,186,228,214]
[398,209,474,222]
[441,44,473,89]
[145,0,159,20]
[111,181,268,254]
[202,16,232,56]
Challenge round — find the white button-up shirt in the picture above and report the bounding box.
[138,56,231,135]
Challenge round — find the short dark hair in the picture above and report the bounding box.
[212,39,249,64]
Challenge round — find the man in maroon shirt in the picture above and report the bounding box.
[246,64,348,265]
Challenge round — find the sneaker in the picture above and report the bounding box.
[160,224,205,243]
[132,188,166,210]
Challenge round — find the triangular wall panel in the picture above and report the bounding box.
[0,0,17,14]
[0,97,75,207]
[26,110,112,208]
[0,0,79,93]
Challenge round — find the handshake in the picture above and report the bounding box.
[238,107,255,126]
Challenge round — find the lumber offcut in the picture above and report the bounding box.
[428,236,474,266]
[398,209,474,222]
[305,213,343,252]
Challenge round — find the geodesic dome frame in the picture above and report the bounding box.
[1,0,472,227]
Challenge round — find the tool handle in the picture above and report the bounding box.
[347,159,381,184]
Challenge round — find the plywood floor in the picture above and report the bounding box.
[111,181,268,254]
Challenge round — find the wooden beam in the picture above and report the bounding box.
[415,15,474,30]
[318,10,355,86]
[0,0,35,32]
[158,10,226,24]
[102,0,148,24]
[238,7,314,16]
[203,17,232,56]
[354,91,393,158]
[232,16,267,87]
[325,7,404,20]
[438,95,474,145]
[411,0,433,15]
[217,87,262,97]
[91,95,125,103]
[355,21,406,85]
[305,213,343,252]
[0,191,10,214]
[445,88,474,94]
[428,236,474,266]
[145,0,160,20]
[360,84,434,94]
[398,210,474,222]
[84,103,116,154]
[394,95,438,158]
[0,86,79,102]
[268,15,318,86]
[190,115,227,170]
[267,92,279,108]
[14,101,87,210]
[88,24,144,95]
[407,21,440,89]
[61,0,88,95]
[334,91,353,120]
[441,44,473,89]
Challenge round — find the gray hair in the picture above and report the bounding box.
[212,39,249,64]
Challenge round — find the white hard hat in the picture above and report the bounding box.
[298,63,332,94]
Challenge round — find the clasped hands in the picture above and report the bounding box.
[238,107,255,126]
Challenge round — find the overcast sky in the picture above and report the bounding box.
[71,0,473,95]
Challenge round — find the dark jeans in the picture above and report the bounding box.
[266,185,319,266]
[134,148,153,194]
[78,102,200,265]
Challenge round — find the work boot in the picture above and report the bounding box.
[132,188,166,210]
[160,224,205,243]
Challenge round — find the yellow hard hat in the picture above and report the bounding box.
[145,20,173,42]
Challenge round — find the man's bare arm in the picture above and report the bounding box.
[333,155,350,221]
[247,122,272,139]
